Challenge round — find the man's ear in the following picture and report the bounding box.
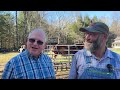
[103,34,108,41]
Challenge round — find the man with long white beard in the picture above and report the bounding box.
[69,22,120,79]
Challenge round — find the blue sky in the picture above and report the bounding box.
[10,11,114,16]
[47,11,113,17]
[45,11,115,25]
[10,11,115,25]
[46,11,114,20]
[80,11,113,19]
[10,11,114,19]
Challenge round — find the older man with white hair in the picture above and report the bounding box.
[2,28,56,79]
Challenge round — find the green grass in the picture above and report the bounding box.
[109,48,120,54]
[0,48,119,65]
[46,48,120,62]
[0,52,19,64]
[45,51,72,62]
[0,51,71,65]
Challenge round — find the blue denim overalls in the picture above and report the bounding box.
[79,49,117,79]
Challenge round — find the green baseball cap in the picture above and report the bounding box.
[79,22,109,34]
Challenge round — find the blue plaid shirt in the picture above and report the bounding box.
[2,50,56,79]
[69,48,120,79]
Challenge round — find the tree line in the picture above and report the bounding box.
[0,11,119,52]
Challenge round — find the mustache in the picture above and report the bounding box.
[84,36,102,52]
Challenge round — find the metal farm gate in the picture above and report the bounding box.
[44,44,84,79]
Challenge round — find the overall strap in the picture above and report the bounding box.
[110,52,117,67]
[83,49,91,64]
[109,52,118,79]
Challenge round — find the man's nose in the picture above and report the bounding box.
[33,41,38,45]
[85,34,91,39]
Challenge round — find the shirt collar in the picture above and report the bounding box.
[84,48,92,56]
[25,49,42,60]
[105,48,115,59]
[84,48,113,59]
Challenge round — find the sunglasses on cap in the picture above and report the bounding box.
[28,38,44,45]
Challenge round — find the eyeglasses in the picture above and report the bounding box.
[28,38,44,45]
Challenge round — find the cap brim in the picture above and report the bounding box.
[79,27,101,33]
[79,28,88,32]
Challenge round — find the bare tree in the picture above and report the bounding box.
[110,11,120,36]
[16,11,18,49]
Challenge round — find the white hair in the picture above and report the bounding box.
[28,28,47,42]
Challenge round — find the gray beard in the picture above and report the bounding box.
[84,35,102,53]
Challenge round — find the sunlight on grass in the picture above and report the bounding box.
[0,48,120,65]
[109,48,120,54]
[0,52,19,64]
[0,51,72,65]
[45,51,72,63]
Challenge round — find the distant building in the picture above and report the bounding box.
[112,36,120,48]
